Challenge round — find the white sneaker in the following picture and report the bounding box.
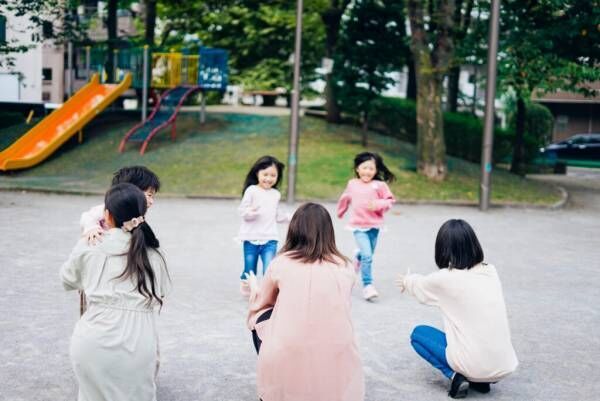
[363,284,379,301]
[240,280,251,297]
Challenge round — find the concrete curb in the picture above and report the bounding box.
[0,185,569,210]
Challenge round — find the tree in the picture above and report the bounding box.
[145,0,157,46]
[407,0,457,180]
[335,0,408,146]
[497,0,600,174]
[320,0,350,123]
[157,0,325,93]
[447,0,476,113]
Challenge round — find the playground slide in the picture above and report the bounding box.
[0,73,131,171]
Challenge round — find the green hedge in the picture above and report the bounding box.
[0,111,24,129]
[367,97,524,164]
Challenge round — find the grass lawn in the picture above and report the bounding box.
[0,111,562,205]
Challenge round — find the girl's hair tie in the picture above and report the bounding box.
[122,216,145,232]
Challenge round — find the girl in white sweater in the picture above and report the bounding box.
[397,219,518,399]
[238,155,289,296]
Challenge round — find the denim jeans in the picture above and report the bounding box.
[240,240,278,280]
[410,325,454,379]
[353,228,379,286]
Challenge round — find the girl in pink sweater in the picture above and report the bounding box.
[337,152,396,301]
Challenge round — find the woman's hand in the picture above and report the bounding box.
[395,270,409,293]
[244,271,259,299]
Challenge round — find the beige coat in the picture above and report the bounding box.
[61,229,170,401]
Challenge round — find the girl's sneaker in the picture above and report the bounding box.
[240,280,251,297]
[362,284,379,301]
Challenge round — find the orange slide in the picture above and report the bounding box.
[0,73,131,171]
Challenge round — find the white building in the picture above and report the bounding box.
[0,10,64,104]
[0,2,138,105]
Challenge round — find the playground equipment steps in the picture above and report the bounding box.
[118,86,199,155]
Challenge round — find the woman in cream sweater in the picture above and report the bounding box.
[397,219,518,399]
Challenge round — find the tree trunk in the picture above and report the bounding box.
[325,75,341,123]
[416,71,447,180]
[510,97,526,175]
[406,55,417,100]
[321,6,344,123]
[361,111,369,147]
[145,0,157,46]
[447,66,460,112]
[106,0,118,83]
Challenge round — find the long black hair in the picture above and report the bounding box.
[435,219,484,270]
[242,155,285,195]
[105,183,168,307]
[353,152,395,182]
[280,203,349,265]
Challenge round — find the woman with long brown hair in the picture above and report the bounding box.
[246,202,364,401]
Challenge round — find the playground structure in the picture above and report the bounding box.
[0,46,228,171]
[0,73,131,171]
[119,47,228,154]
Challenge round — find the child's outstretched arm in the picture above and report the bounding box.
[80,204,105,233]
[371,182,396,212]
[336,183,352,218]
[239,187,260,221]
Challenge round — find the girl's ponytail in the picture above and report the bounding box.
[105,183,168,308]
[123,221,164,308]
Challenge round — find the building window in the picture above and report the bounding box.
[42,92,51,101]
[0,15,6,43]
[42,68,53,81]
[42,21,53,39]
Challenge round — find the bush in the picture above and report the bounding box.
[368,97,416,143]
[366,97,515,164]
[0,111,24,129]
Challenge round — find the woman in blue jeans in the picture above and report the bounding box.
[397,219,518,399]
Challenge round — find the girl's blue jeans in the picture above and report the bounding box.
[240,240,278,280]
[410,325,454,379]
[353,228,379,286]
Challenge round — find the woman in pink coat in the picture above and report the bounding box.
[246,203,365,401]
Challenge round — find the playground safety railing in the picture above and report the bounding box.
[151,52,199,88]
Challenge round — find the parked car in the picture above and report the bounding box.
[540,133,600,162]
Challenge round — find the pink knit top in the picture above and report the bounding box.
[336,178,395,229]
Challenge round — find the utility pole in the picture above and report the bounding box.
[287,0,303,204]
[479,0,500,211]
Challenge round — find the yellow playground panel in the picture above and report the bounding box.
[152,52,199,88]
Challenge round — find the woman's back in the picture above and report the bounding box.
[248,254,364,401]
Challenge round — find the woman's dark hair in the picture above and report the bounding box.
[353,152,395,182]
[105,183,168,307]
[112,165,161,192]
[435,219,484,270]
[242,155,285,195]
[280,203,349,265]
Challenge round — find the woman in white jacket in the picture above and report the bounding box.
[397,219,518,399]
[61,183,170,401]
